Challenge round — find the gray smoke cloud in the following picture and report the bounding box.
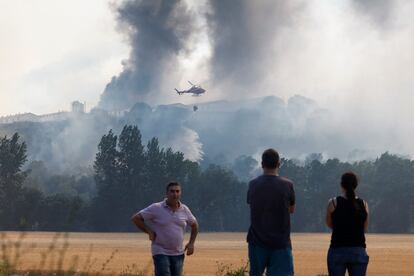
[122,102,204,161]
[98,0,195,110]
[94,0,414,162]
[3,0,413,175]
[352,0,395,26]
[98,0,308,109]
[206,0,304,95]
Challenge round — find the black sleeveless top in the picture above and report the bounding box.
[330,196,367,248]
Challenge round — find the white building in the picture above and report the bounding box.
[0,101,86,124]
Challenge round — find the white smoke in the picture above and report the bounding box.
[169,127,203,161]
[7,0,414,170]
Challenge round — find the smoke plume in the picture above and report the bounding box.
[351,0,395,26]
[206,0,304,96]
[98,0,195,110]
[5,0,414,172]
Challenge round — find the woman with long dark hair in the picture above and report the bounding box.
[326,172,369,276]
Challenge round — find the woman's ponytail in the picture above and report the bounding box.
[341,172,358,205]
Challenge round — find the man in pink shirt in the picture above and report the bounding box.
[131,182,198,276]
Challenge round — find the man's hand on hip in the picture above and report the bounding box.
[148,230,156,241]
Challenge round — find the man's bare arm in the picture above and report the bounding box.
[364,201,369,232]
[289,204,296,214]
[185,222,199,256]
[131,213,156,241]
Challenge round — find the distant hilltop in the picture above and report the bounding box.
[0,101,86,124]
[0,95,317,125]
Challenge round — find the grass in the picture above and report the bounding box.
[0,233,248,275]
[0,232,413,275]
[0,232,149,276]
[215,261,248,276]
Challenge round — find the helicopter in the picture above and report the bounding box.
[175,81,206,96]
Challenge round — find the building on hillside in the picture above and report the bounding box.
[72,101,86,113]
[0,100,86,124]
[0,113,39,124]
[37,111,69,122]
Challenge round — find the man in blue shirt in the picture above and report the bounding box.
[247,149,296,276]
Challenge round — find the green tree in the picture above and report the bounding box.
[0,133,27,229]
[193,165,248,231]
[91,130,120,231]
[37,193,86,231]
[143,137,167,202]
[367,153,414,232]
[118,125,146,230]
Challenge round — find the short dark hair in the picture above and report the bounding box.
[166,181,181,192]
[261,148,280,169]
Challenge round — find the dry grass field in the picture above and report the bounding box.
[1,231,413,275]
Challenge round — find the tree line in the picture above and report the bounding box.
[0,126,412,233]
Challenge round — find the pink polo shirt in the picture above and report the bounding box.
[137,200,197,256]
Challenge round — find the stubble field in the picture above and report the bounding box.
[1,232,413,275]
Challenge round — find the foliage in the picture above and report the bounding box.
[90,125,247,232]
[0,232,148,275]
[0,129,413,233]
[0,133,27,229]
[216,261,248,276]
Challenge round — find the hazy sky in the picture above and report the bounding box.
[2,0,414,159]
[1,0,414,144]
[0,0,128,116]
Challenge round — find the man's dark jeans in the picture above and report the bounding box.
[327,247,369,276]
[153,254,184,276]
[248,242,294,276]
